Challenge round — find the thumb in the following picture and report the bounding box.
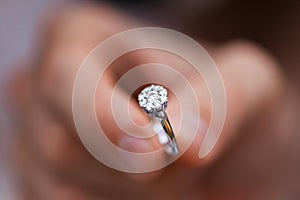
[177,41,283,167]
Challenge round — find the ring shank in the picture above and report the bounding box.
[155,111,179,155]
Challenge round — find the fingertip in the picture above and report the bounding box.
[118,135,154,153]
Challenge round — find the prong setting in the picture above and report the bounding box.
[138,84,168,115]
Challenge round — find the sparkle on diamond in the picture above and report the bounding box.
[138,85,168,113]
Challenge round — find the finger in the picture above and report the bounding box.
[34,3,138,125]
[177,40,284,167]
[11,75,162,196]
[11,74,158,192]
[33,4,166,169]
[33,3,162,151]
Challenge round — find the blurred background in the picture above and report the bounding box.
[1,0,300,199]
[0,1,69,198]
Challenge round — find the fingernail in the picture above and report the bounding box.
[118,135,153,153]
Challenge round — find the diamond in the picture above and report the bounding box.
[138,84,168,114]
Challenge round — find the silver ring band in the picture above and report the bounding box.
[138,85,179,156]
[155,110,178,155]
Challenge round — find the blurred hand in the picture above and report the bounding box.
[11,3,296,200]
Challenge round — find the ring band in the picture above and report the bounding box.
[138,85,179,156]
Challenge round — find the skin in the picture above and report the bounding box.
[9,3,300,200]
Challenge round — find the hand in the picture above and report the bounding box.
[10,3,296,199]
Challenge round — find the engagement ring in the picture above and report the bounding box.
[138,85,179,156]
